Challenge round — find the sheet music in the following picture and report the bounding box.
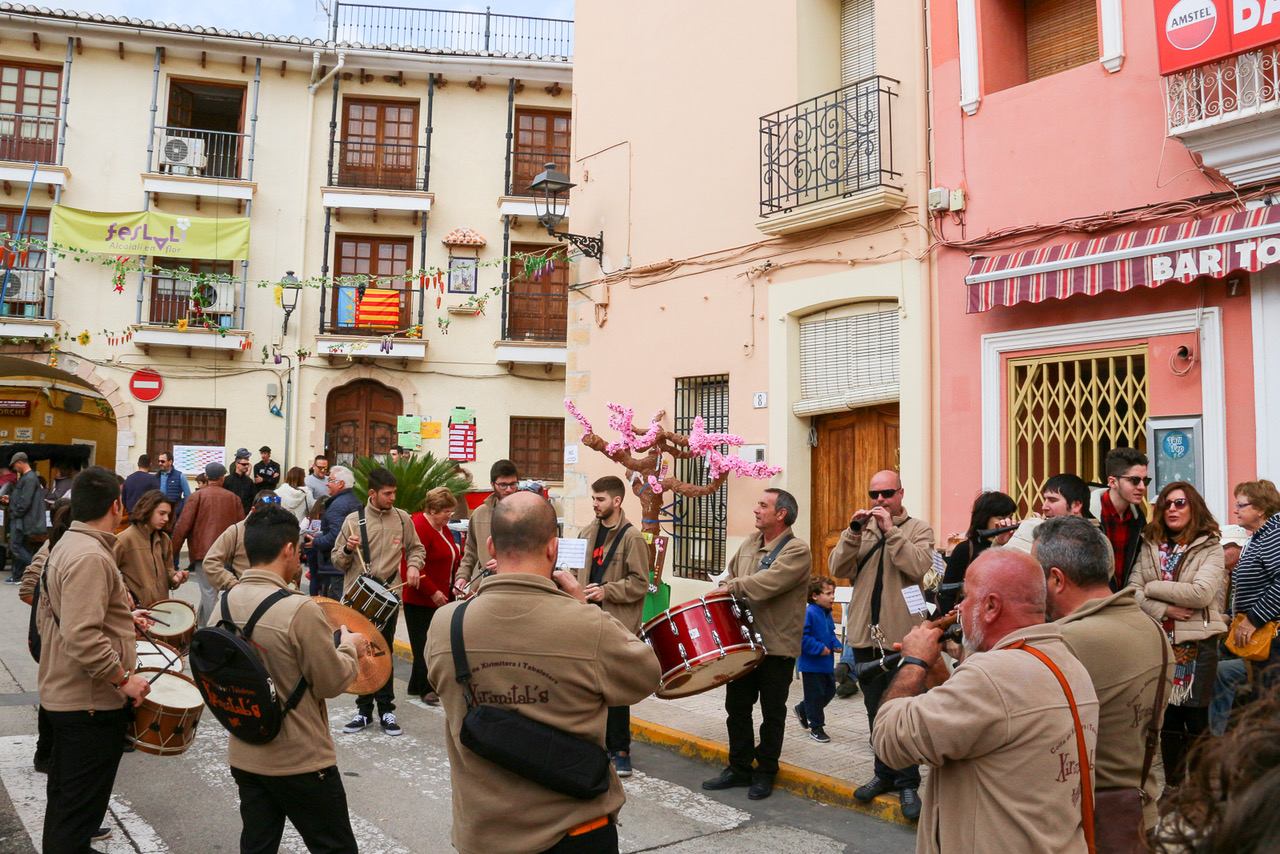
[555,538,588,570]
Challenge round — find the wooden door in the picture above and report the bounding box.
[325,380,403,467]
[507,243,568,341]
[339,99,418,190]
[512,109,571,195]
[810,403,900,579]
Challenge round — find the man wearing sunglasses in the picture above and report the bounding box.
[1091,447,1149,591]
[828,470,936,819]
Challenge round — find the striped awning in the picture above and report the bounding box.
[965,204,1280,313]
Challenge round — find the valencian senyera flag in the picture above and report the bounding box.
[50,206,250,261]
[355,288,401,328]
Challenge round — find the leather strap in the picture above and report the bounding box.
[1139,625,1170,800]
[356,506,373,571]
[1011,641,1096,854]
[757,534,794,574]
[220,588,310,714]
[596,522,633,578]
[450,598,478,709]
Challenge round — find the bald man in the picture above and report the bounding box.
[872,550,1100,853]
[829,469,935,816]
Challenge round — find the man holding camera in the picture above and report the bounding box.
[829,469,935,818]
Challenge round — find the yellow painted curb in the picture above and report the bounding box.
[630,717,912,826]
[392,639,413,661]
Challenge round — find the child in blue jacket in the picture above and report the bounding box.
[795,576,842,743]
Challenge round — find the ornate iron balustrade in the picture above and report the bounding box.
[759,75,901,218]
[330,139,429,192]
[332,2,573,57]
[1165,45,1280,135]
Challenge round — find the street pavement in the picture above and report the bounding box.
[0,577,917,853]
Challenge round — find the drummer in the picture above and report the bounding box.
[37,466,152,852]
[219,503,367,853]
[115,489,188,608]
[332,467,425,737]
[704,489,812,801]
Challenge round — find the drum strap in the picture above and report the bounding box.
[40,571,58,626]
[219,590,310,714]
[451,598,479,707]
[592,523,633,585]
[755,534,794,574]
[356,506,373,573]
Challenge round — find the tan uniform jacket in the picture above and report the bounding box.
[1128,534,1228,642]
[218,570,359,775]
[426,573,661,854]
[114,524,178,608]
[1058,589,1174,830]
[874,623,1099,854]
[36,523,137,712]
[828,511,935,647]
[203,519,250,592]
[456,494,499,584]
[333,503,425,593]
[724,528,813,659]
[19,539,49,602]
[574,510,650,635]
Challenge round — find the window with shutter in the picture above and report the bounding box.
[840,0,876,86]
[1026,0,1098,82]
[794,304,899,417]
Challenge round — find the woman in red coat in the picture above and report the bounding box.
[401,486,460,705]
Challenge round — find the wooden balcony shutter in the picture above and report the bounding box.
[840,0,876,86]
[1026,0,1098,81]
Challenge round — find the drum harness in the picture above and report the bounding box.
[588,522,633,592]
[355,505,413,582]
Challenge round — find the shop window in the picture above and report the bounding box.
[1007,345,1147,516]
[671,374,729,580]
[510,417,565,482]
[147,407,227,464]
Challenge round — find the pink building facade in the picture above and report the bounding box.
[932,0,1277,534]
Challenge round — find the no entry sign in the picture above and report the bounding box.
[129,369,163,402]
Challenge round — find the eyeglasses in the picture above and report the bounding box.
[493,480,520,490]
[1237,501,1253,509]
[868,489,900,500]
[259,495,281,504]
[1167,498,1189,508]
[1118,476,1153,487]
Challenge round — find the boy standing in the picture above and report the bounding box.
[795,576,842,743]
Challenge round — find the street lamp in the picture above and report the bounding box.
[279,271,301,337]
[527,162,604,261]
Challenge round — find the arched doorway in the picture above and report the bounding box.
[325,379,402,466]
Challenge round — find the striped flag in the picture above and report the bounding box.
[355,288,401,328]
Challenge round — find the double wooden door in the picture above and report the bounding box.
[326,380,403,466]
[810,404,900,576]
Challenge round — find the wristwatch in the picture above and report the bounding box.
[900,656,930,671]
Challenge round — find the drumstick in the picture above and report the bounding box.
[146,615,172,628]
[138,627,180,669]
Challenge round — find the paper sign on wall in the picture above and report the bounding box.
[174,445,225,474]
[450,407,476,425]
[421,421,442,440]
[398,432,422,451]
[556,538,588,570]
[397,416,420,434]
[448,423,477,462]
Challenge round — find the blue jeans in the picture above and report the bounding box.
[800,671,836,729]
[9,533,34,580]
[1210,657,1248,736]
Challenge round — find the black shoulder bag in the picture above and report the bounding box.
[590,523,633,588]
[451,598,611,799]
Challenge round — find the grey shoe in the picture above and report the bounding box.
[900,787,922,820]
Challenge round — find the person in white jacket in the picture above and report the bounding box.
[276,467,315,522]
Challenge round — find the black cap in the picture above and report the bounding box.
[259,446,271,454]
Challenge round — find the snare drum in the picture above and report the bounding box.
[639,592,766,699]
[147,599,198,651]
[130,669,204,756]
[135,639,184,674]
[341,575,400,630]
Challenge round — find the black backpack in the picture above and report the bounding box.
[188,590,308,745]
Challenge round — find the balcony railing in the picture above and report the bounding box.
[0,113,57,164]
[1165,45,1280,135]
[149,127,248,181]
[508,150,568,197]
[325,283,418,336]
[144,274,242,329]
[330,139,429,192]
[505,286,566,342]
[0,267,49,318]
[332,3,573,56]
[759,75,901,218]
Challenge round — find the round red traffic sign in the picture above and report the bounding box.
[129,369,164,402]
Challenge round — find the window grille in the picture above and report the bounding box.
[1007,346,1148,515]
[147,407,227,465]
[672,374,729,580]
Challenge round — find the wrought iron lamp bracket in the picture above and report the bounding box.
[545,226,603,261]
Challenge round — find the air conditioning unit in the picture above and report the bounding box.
[158,134,206,174]
[191,278,237,326]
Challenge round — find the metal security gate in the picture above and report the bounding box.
[1007,346,1148,515]
[672,374,729,580]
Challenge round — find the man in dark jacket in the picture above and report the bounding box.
[4,452,46,583]
[171,462,247,626]
[224,449,256,516]
[121,455,160,514]
[311,465,361,597]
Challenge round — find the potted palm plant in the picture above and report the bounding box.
[351,452,471,512]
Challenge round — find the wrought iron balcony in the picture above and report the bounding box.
[323,282,420,337]
[0,113,58,165]
[149,126,248,181]
[329,139,429,192]
[759,76,901,218]
[504,285,566,342]
[0,267,49,319]
[508,150,569,197]
[143,273,242,329]
[1165,45,1280,135]
[331,2,573,57]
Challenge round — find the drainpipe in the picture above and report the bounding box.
[418,212,427,329]
[319,70,341,334]
[139,47,162,325]
[246,59,261,181]
[423,72,434,193]
[309,51,345,97]
[47,38,73,318]
[504,78,515,195]
[56,38,72,167]
[501,216,510,339]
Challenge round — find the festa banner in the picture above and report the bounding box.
[50,206,251,261]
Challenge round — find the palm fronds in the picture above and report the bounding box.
[351,452,472,513]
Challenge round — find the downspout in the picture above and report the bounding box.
[319,70,341,333]
[56,38,71,167]
[500,78,515,339]
[239,58,261,331]
[47,37,73,318]
[309,51,345,96]
[501,216,510,339]
[423,72,434,192]
[418,73,433,329]
[921,0,941,528]
[503,77,514,195]
[139,47,162,325]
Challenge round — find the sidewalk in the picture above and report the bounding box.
[390,627,917,826]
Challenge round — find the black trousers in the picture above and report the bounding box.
[724,654,795,778]
[852,646,921,789]
[402,602,437,697]
[35,704,51,762]
[539,819,617,853]
[231,765,358,854]
[357,609,398,717]
[1162,704,1210,786]
[43,707,127,854]
[605,705,631,754]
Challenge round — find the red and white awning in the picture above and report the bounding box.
[965,204,1280,312]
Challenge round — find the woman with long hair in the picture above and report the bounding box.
[1228,479,1280,691]
[114,489,188,608]
[1128,481,1225,795]
[403,486,461,705]
[276,466,315,522]
[937,491,1018,614]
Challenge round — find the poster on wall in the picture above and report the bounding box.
[1147,416,1204,496]
[448,423,477,462]
[174,445,225,474]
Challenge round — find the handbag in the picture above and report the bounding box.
[1224,613,1279,661]
[450,599,611,800]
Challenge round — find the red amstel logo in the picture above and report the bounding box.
[1166,0,1219,51]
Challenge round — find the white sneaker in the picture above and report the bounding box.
[380,713,402,736]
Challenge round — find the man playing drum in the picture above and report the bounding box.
[574,475,650,778]
[703,488,812,801]
[37,467,152,853]
[333,467,425,736]
[220,503,367,854]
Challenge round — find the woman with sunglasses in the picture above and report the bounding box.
[1128,481,1225,797]
[1227,480,1280,691]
